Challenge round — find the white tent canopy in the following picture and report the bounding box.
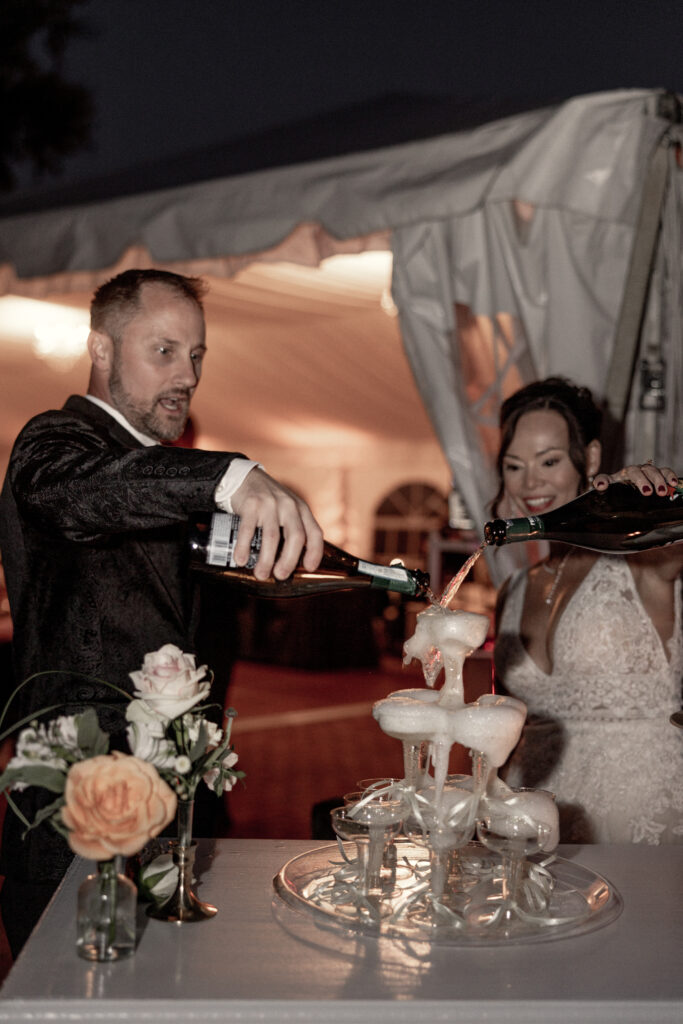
[1,88,681,582]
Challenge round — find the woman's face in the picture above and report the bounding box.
[501,409,583,516]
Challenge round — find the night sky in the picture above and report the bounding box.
[9,0,683,199]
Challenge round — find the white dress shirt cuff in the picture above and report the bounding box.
[214,459,261,513]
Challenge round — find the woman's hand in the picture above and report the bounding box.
[593,462,679,497]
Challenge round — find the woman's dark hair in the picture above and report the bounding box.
[492,377,603,515]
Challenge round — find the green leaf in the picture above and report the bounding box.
[76,707,109,756]
[189,722,209,762]
[0,669,133,741]
[24,795,67,835]
[1,765,66,794]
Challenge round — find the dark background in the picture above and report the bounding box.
[4,0,683,210]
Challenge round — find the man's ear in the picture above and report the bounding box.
[87,329,113,371]
[586,439,602,480]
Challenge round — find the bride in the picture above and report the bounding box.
[492,377,683,843]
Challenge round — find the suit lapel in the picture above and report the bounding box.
[63,396,189,629]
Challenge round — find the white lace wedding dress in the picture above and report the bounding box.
[494,556,683,843]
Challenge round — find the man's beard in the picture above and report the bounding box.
[109,363,190,442]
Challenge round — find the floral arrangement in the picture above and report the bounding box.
[125,644,244,802]
[0,644,244,859]
[0,707,177,860]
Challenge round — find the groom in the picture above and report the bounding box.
[0,268,323,955]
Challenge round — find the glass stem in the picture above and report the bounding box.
[502,854,523,907]
[429,847,449,900]
[354,840,372,896]
[403,740,429,789]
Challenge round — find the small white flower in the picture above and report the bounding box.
[14,724,54,762]
[187,717,222,748]
[174,755,192,775]
[223,750,238,770]
[203,749,239,793]
[46,715,81,753]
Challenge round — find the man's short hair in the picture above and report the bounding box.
[90,269,207,340]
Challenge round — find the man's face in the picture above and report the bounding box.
[107,283,206,441]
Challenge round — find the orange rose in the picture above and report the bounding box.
[62,751,177,860]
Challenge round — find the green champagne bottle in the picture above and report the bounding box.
[188,512,430,598]
[484,479,683,553]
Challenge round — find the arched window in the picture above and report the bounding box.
[373,482,447,569]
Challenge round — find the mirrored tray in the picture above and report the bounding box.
[273,840,623,946]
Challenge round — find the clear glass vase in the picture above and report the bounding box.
[76,858,137,961]
[146,797,217,922]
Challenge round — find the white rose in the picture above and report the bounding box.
[126,699,167,736]
[129,644,210,721]
[125,699,177,768]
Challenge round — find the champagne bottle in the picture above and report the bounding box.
[188,512,431,598]
[483,479,683,553]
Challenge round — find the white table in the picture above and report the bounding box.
[0,839,681,1023]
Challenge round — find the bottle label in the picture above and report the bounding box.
[357,560,413,594]
[502,515,544,541]
[207,513,261,569]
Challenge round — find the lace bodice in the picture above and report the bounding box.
[494,556,683,844]
[494,556,683,721]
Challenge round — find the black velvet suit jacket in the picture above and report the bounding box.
[0,395,243,882]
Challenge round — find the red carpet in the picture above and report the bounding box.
[223,654,493,839]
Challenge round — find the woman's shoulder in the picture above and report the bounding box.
[624,544,683,583]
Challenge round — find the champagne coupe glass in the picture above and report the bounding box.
[356,777,401,794]
[402,783,477,925]
[442,776,479,896]
[344,787,406,891]
[476,814,551,930]
[331,799,404,899]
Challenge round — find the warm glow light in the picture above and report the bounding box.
[380,287,398,317]
[33,323,90,364]
[0,296,89,370]
[317,251,393,289]
[265,418,377,451]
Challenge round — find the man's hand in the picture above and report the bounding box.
[230,468,324,580]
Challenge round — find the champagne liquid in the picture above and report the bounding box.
[438,543,486,608]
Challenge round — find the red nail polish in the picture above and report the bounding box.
[643,485,652,494]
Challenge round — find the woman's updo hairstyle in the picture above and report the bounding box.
[492,377,603,516]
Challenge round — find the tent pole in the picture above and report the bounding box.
[602,93,680,465]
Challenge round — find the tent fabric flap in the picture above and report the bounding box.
[390,90,682,584]
[0,89,658,286]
